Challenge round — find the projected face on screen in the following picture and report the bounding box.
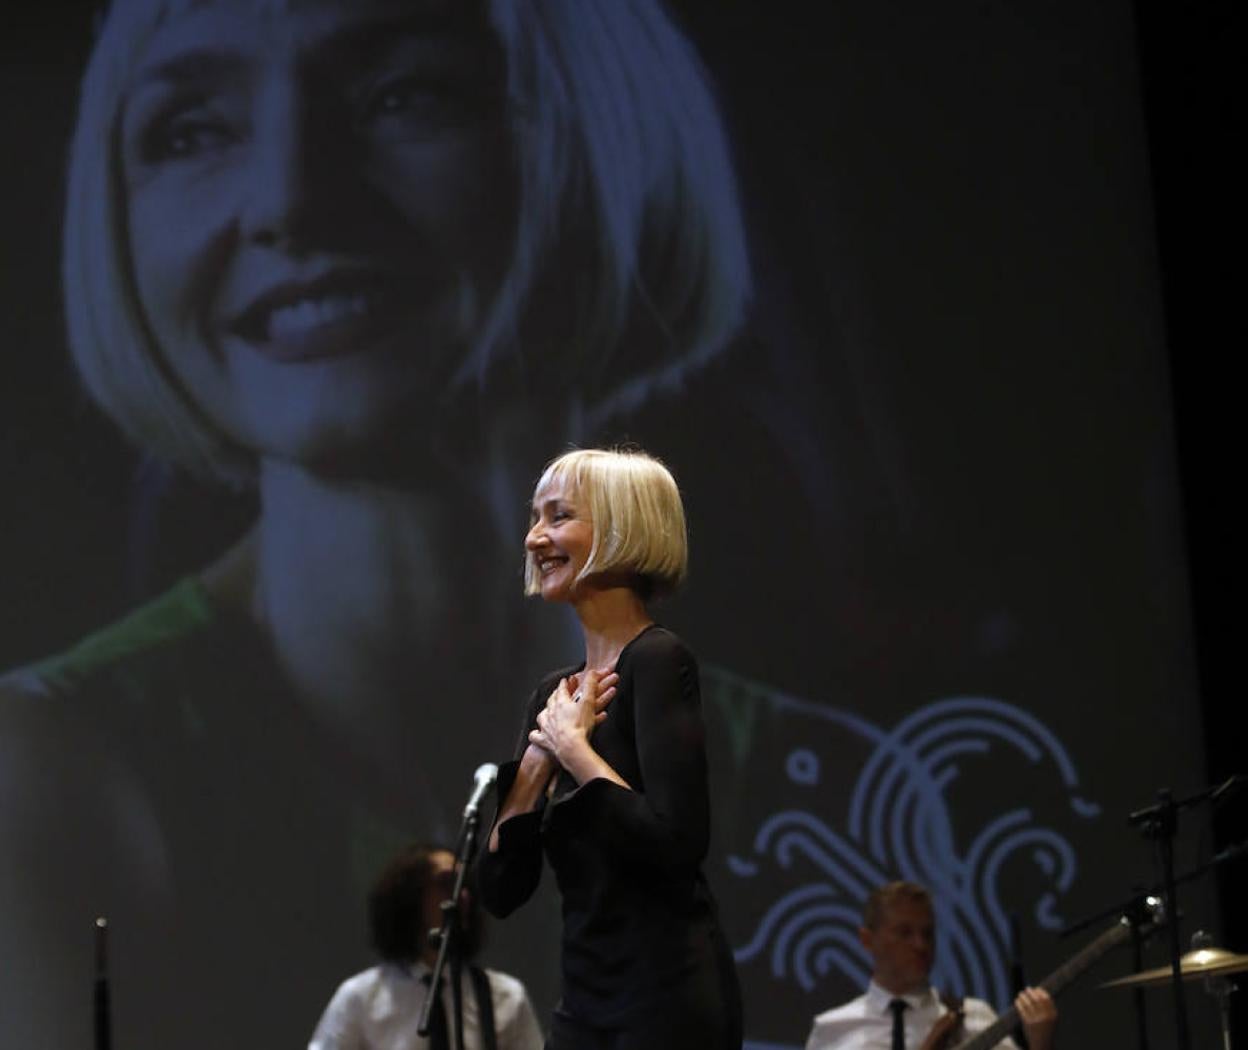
[64,0,749,483]
[48,0,753,814]
[116,0,514,466]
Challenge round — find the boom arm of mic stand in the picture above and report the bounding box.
[1059,835,1248,941]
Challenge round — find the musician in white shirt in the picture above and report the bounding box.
[805,881,1057,1050]
[310,843,543,1050]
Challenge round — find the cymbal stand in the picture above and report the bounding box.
[1208,974,1237,1050]
[1190,929,1238,1050]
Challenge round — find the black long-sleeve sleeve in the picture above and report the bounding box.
[475,763,544,918]
[475,675,561,919]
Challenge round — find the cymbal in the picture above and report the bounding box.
[1102,947,1248,988]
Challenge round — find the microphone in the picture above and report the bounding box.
[463,762,498,819]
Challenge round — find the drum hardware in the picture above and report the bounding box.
[1061,775,1247,1050]
[1103,931,1243,1050]
[1125,776,1248,1050]
[1101,944,1248,988]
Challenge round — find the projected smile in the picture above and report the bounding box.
[269,294,371,338]
[229,270,407,362]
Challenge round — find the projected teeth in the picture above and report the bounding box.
[268,294,371,339]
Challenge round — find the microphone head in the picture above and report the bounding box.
[463,762,499,820]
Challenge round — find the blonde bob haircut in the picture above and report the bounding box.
[524,448,687,600]
[63,0,750,483]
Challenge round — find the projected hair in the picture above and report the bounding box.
[63,0,751,482]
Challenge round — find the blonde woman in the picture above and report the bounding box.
[480,448,742,1049]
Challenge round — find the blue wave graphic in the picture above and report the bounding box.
[710,671,1100,1012]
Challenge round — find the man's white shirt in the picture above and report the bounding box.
[805,979,1016,1050]
[309,961,544,1050]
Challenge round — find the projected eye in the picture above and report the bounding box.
[139,103,237,163]
[371,77,434,113]
[360,73,481,135]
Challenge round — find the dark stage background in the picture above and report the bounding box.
[1,1,1238,1048]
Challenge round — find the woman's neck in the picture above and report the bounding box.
[573,585,654,671]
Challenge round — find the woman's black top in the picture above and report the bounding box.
[477,625,735,1027]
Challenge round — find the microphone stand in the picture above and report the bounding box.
[1061,838,1248,940]
[1128,769,1243,1048]
[1058,892,1164,1050]
[1058,832,1248,1050]
[94,917,111,1050]
[1117,776,1244,1050]
[418,785,488,1048]
[1130,788,1189,1050]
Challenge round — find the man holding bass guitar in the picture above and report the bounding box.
[804,881,1058,1050]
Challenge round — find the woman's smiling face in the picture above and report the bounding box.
[526,481,595,603]
[119,0,516,468]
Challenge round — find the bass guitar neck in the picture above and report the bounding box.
[950,899,1159,1050]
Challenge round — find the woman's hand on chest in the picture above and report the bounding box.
[530,669,619,773]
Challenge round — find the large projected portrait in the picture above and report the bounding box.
[0,1,1214,1047]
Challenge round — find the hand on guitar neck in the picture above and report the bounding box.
[919,1005,965,1050]
[922,987,1056,1050]
[1011,987,1057,1050]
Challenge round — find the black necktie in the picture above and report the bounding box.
[421,974,450,1050]
[889,998,908,1050]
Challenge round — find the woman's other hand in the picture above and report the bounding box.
[529,670,618,766]
[487,672,621,851]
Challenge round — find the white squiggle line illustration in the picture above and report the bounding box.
[752,811,889,894]
[710,669,1100,1010]
[735,884,839,962]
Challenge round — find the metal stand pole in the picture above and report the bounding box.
[417,811,480,1045]
[1205,976,1236,1050]
[1153,790,1192,1050]
[94,917,111,1050]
